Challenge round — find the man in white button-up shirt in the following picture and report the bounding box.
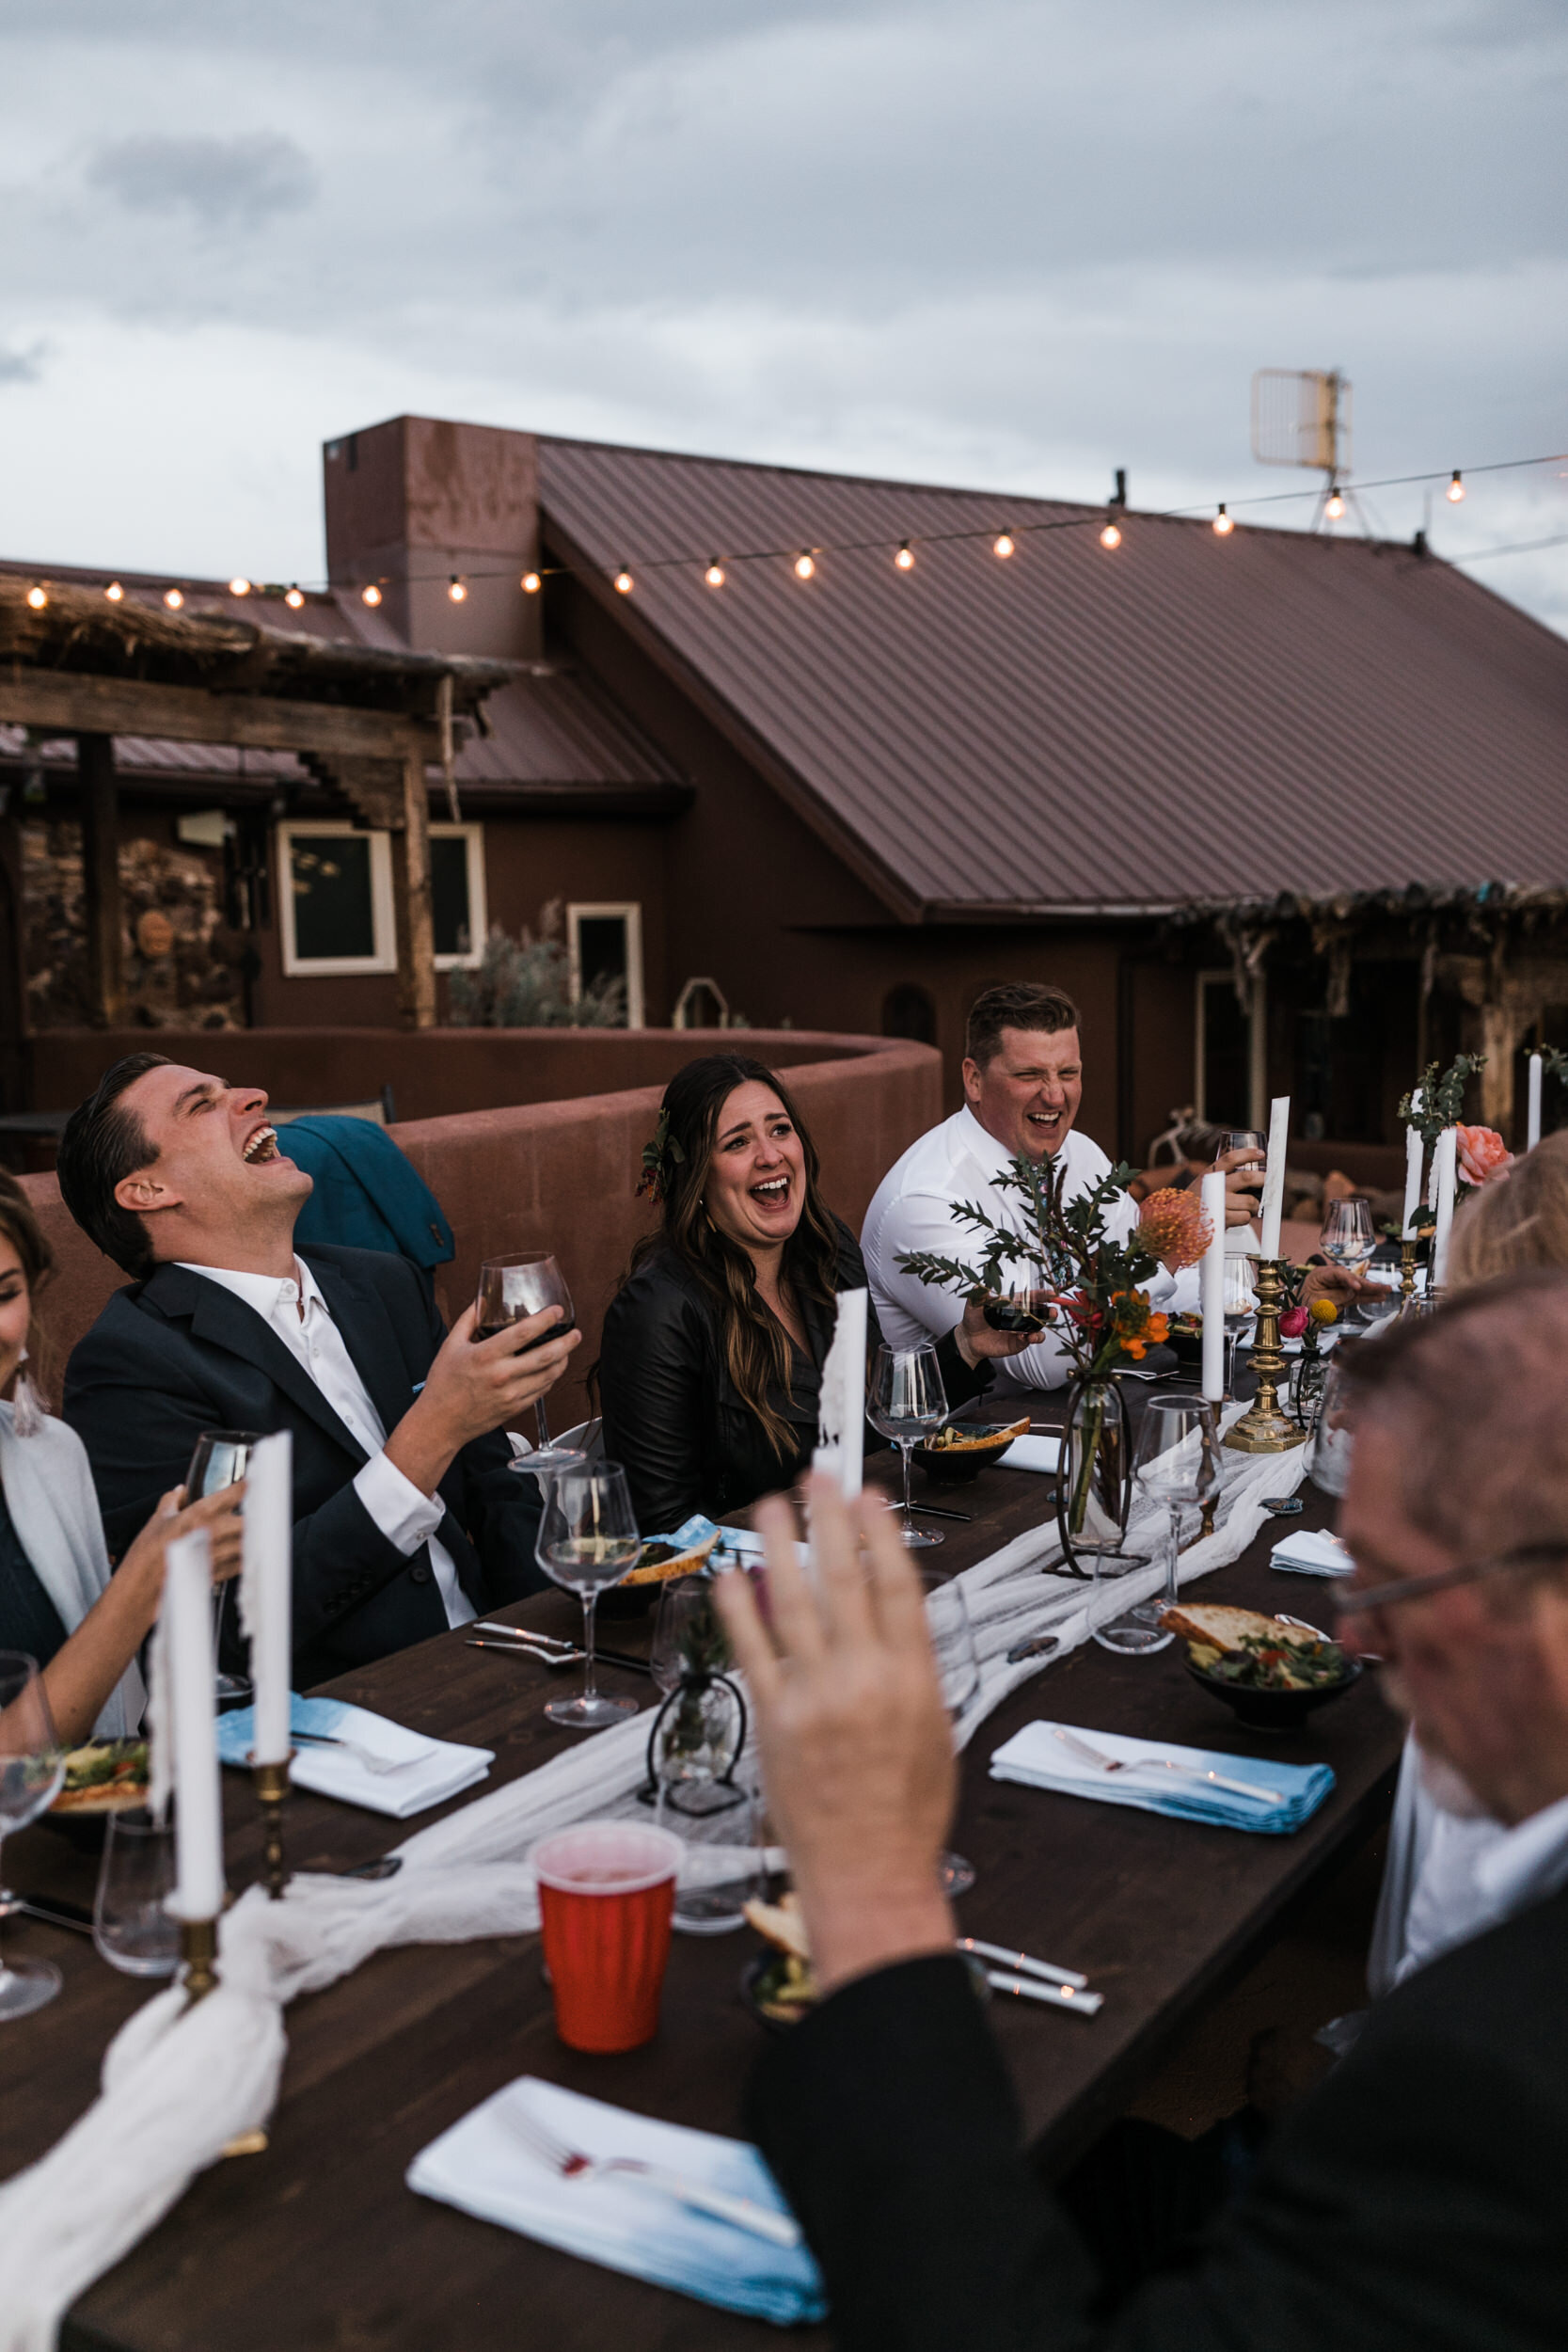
[59,1053,578,1681]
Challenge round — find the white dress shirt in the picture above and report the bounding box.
[175,1257,476,1629]
[861,1106,1197,1390]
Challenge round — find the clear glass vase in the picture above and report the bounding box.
[1055,1376,1138,1577]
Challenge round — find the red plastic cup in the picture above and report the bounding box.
[532,1821,683,2054]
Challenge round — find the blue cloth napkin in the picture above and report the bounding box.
[990,1719,1335,1835]
[407,2076,826,2326]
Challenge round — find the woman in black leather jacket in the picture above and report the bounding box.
[598,1056,1027,1532]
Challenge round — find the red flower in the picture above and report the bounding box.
[1279,1305,1309,1339]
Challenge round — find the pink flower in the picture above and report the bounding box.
[1455,1124,1513,1187]
[1279,1305,1309,1339]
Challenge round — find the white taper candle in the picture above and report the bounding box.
[1402,1123,1423,1236]
[1528,1054,1543,1152]
[241,1429,293,1767]
[1200,1171,1227,1403]
[162,1529,225,1921]
[1258,1097,1291,1261]
[1432,1126,1459,1292]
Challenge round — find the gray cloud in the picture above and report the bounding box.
[87,132,315,226]
[0,338,44,382]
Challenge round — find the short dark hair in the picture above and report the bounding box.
[964,983,1083,1069]
[1340,1267,1568,1565]
[55,1054,172,1278]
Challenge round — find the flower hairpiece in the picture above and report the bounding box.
[636,1106,688,1203]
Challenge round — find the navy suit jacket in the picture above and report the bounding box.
[63,1245,546,1687]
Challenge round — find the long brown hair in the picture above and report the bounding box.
[631,1056,845,1458]
[0,1171,56,1406]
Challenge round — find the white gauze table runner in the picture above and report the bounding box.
[0,1409,1308,2351]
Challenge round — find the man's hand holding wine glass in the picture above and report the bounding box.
[384,1300,579,1500]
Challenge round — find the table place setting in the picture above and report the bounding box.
[214,1698,493,1819]
[1269,1527,1354,1578]
[406,2077,826,2327]
[989,1719,1336,1834]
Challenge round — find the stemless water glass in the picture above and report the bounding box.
[477,1253,584,1471]
[919,1568,981,1898]
[535,1463,642,1729]
[868,1343,948,1549]
[1320,1198,1376,1277]
[93,1805,180,1977]
[0,1652,66,2019]
[187,1428,259,1704]
[1095,1399,1221,1655]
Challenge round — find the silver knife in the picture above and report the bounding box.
[1006,1632,1061,1664]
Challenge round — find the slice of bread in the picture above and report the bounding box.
[622,1527,721,1587]
[742,1892,811,1961]
[1159,1603,1320,1654]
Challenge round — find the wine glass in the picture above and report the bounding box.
[0,1652,67,2019]
[1222,1253,1257,1397]
[534,1463,642,1729]
[868,1343,948,1549]
[919,1568,980,1898]
[1320,1197,1375,1277]
[187,1429,259,1704]
[476,1254,584,1472]
[981,1279,1052,1338]
[1217,1128,1267,1223]
[1096,1399,1221,1654]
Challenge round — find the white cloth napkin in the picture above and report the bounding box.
[408,2077,824,2326]
[997,1433,1060,1473]
[990,1718,1335,1833]
[1270,1527,1354,1577]
[216,1697,493,1818]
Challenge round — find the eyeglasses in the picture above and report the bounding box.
[1329,1541,1568,1624]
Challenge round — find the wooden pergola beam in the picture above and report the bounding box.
[0,671,439,763]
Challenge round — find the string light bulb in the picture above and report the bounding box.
[1324,486,1346,520]
[794,552,816,580]
[895,540,915,571]
[104,581,124,603]
[448,576,467,603]
[164,587,184,610]
[992,532,1015,558]
[229,577,252,597]
[521,571,541,594]
[705,559,725,588]
[1099,519,1122,550]
[1447,470,1465,503]
[25,584,47,610]
[360,582,383,607]
[1212,504,1234,536]
[614,566,635,594]
[284,585,305,609]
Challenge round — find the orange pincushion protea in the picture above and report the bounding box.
[1135,1186,1213,1272]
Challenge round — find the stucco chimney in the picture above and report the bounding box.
[323,414,541,660]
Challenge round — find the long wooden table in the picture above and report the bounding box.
[1,1399,1401,2351]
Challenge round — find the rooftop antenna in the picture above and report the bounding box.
[1251,368,1358,532]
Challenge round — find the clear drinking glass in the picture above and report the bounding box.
[535,1463,642,1728]
[477,1253,584,1471]
[1217,1129,1267,1221]
[93,1805,180,1977]
[1222,1253,1258,1397]
[1095,1398,1221,1654]
[919,1568,981,1897]
[1308,1346,1360,1497]
[868,1343,948,1549]
[654,1760,762,1935]
[1319,1198,1375,1277]
[187,1429,259,1704]
[0,1652,66,2019]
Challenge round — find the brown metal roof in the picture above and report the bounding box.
[534,437,1568,917]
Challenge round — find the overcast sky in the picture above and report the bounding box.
[3,0,1565,629]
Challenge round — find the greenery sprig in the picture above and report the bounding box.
[1398,1053,1487,1150]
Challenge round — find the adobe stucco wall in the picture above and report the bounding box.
[20,1030,941,1435]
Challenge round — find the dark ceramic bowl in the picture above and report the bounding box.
[913,1422,1026,1485]
[1181,1653,1362,1734]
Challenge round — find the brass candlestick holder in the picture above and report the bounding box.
[1223,1258,1308,1454]
[250,1753,293,1901]
[180,1915,219,2005]
[1399,1233,1418,1303]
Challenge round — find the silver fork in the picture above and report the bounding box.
[501,2101,802,2249]
[292,1729,434,1777]
[1052,1725,1285,1806]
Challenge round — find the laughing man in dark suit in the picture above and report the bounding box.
[56,1053,578,1687]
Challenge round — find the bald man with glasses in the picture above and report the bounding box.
[722,1269,1568,2352]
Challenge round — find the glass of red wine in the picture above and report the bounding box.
[981,1280,1053,1338]
[475,1254,584,1471]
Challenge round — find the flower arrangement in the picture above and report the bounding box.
[1455,1123,1512,1188]
[895,1155,1212,1381]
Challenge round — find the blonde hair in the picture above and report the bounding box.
[1448,1131,1568,1295]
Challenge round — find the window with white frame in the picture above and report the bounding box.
[1195,969,1266,1131]
[430,822,486,969]
[566,901,643,1028]
[277,822,396,977]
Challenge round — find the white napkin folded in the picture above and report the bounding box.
[217,1696,493,1818]
[998,1434,1061,1474]
[1270,1527,1354,1578]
